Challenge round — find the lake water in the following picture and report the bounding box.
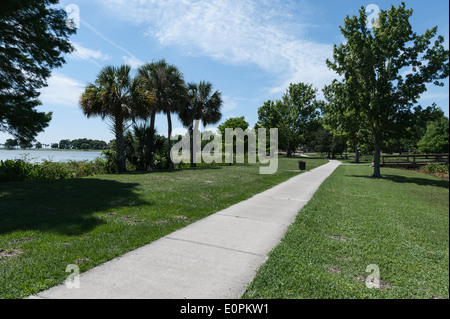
[0,150,103,163]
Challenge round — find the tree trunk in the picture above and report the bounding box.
[354,145,360,163]
[286,143,292,157]
[189,126,195,167]
[193,119,201,167]
[115,115,126,172]
[148,108,156,168]
[372,134,382,178]
[167,112,174,169]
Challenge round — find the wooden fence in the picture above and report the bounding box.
[380,154,449,169]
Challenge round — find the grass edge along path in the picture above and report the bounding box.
[242,165,449,299]
[0,157,327,299]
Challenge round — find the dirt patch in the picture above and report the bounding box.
[107,213,118,216]
[173,215,188,221]
[155,219,170,225]
[9,238,33,244]
[327,265,341,274]
[328,234,348,242]
[0,249,23,259]
[378,279,393,290]
[126,219,144,225]
[201,194,213,201]
[355,275,393,290]
[75,258,90,264]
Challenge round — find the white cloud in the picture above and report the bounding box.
[80,18,144,69]
[93,0,335,94]
[122,55,144,69]
[222,96,238,112]
[70,42,111,65]
[39,73,84,107]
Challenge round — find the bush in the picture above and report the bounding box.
[101,150,119,173]
[0,160,35,182]
[0,158,112,182]
[421,163,449,176]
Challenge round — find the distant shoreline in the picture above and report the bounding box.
[0,149,104,152]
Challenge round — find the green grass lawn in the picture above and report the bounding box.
[242,165,449,299]
[0,157,327,299]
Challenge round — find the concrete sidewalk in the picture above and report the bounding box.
[32,160,341,299]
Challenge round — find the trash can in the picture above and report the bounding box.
[298,160,306,170]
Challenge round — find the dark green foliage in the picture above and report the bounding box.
[70,138,108,150]
[4,138,18,149]
[19,140,33,149]
[125,123,167,171]
[58,139,71,150]
[307,126,347,158]
[0,158,112,182]
[0,0,75,142]
[421,163,449,176]
[257,83,321,157]
[417,117,449,153]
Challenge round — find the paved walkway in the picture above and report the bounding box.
[32,160,341,299]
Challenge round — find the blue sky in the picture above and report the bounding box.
[1,0,449,144]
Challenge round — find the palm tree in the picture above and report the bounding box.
[79,65,152,172]
[179,81,223,167]
[138,60,187,169]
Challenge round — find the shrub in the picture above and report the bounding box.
[101,150,119,173]
[421,163,449,176]
[0,158,112,182]
[0,160,35,182]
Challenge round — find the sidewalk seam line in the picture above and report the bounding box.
[164,237,266,258]
[214,212,290,226]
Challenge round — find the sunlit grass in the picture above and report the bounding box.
[243,165,449,299]
[0,157,327,299]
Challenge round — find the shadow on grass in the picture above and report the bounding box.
[122,165,224,176]
[346,174,449,189]
[0,178,148,236]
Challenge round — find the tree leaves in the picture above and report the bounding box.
[0,0,75,142]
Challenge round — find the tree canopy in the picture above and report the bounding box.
[417,116,449,153]
[80,65,152,172]
[257,83,320,157]
[0,0,76,142]
[326,2,449,177]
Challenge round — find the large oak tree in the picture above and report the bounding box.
[326,2,449,177]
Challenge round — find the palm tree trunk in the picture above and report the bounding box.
[189,126,195,167]
[149,108,156,168]
[191,120,201,167]
[115,115,127,172]
[167,112,174,169]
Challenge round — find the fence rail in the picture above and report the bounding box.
[381,153,449,168]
